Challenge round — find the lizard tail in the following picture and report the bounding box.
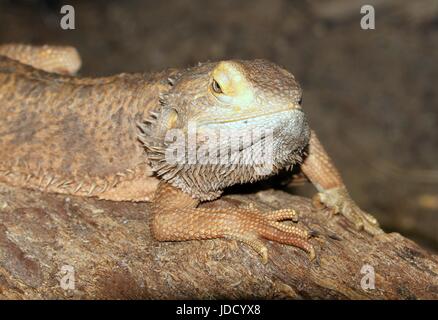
[0,43,81,75]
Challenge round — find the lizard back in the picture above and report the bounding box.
[0,56,170,201]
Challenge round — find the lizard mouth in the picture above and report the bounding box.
[192,108,309,157]
[196,108,303,127]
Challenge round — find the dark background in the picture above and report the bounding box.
[0,0,437,251]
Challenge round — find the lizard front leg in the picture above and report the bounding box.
[151,182,315,263]
[301,130,382,235]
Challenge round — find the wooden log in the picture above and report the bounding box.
[0,182,436,299]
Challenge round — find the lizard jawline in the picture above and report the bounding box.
[139,108,310,201]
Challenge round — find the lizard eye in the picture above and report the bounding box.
[211,79,223,94]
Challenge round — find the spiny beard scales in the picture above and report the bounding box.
[138,107,307,201]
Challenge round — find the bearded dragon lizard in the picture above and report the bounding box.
[0,44,381,262]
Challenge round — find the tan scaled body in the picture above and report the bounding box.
[0,44,381,262]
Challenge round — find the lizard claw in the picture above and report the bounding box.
[225,206,316,262]
[314,187,382,236]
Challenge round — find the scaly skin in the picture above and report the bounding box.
[0,44,381,262]
[0,53,173,201]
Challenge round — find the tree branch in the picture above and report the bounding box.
[0,183,436,299]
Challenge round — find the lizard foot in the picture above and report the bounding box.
[152,205,315,264]
[313,186,382,235]
[225,206,315,263]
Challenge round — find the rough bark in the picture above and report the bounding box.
[0,182,436,299]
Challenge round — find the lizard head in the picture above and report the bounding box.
[140,59,310,200]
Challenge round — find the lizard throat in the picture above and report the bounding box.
[138,107,310,201]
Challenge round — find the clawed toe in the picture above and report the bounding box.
[269,221,310,239]
[266,208,299,222]
[260,215,315,260]
[228,206,316,262]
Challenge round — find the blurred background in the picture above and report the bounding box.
[0,0,437,251]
